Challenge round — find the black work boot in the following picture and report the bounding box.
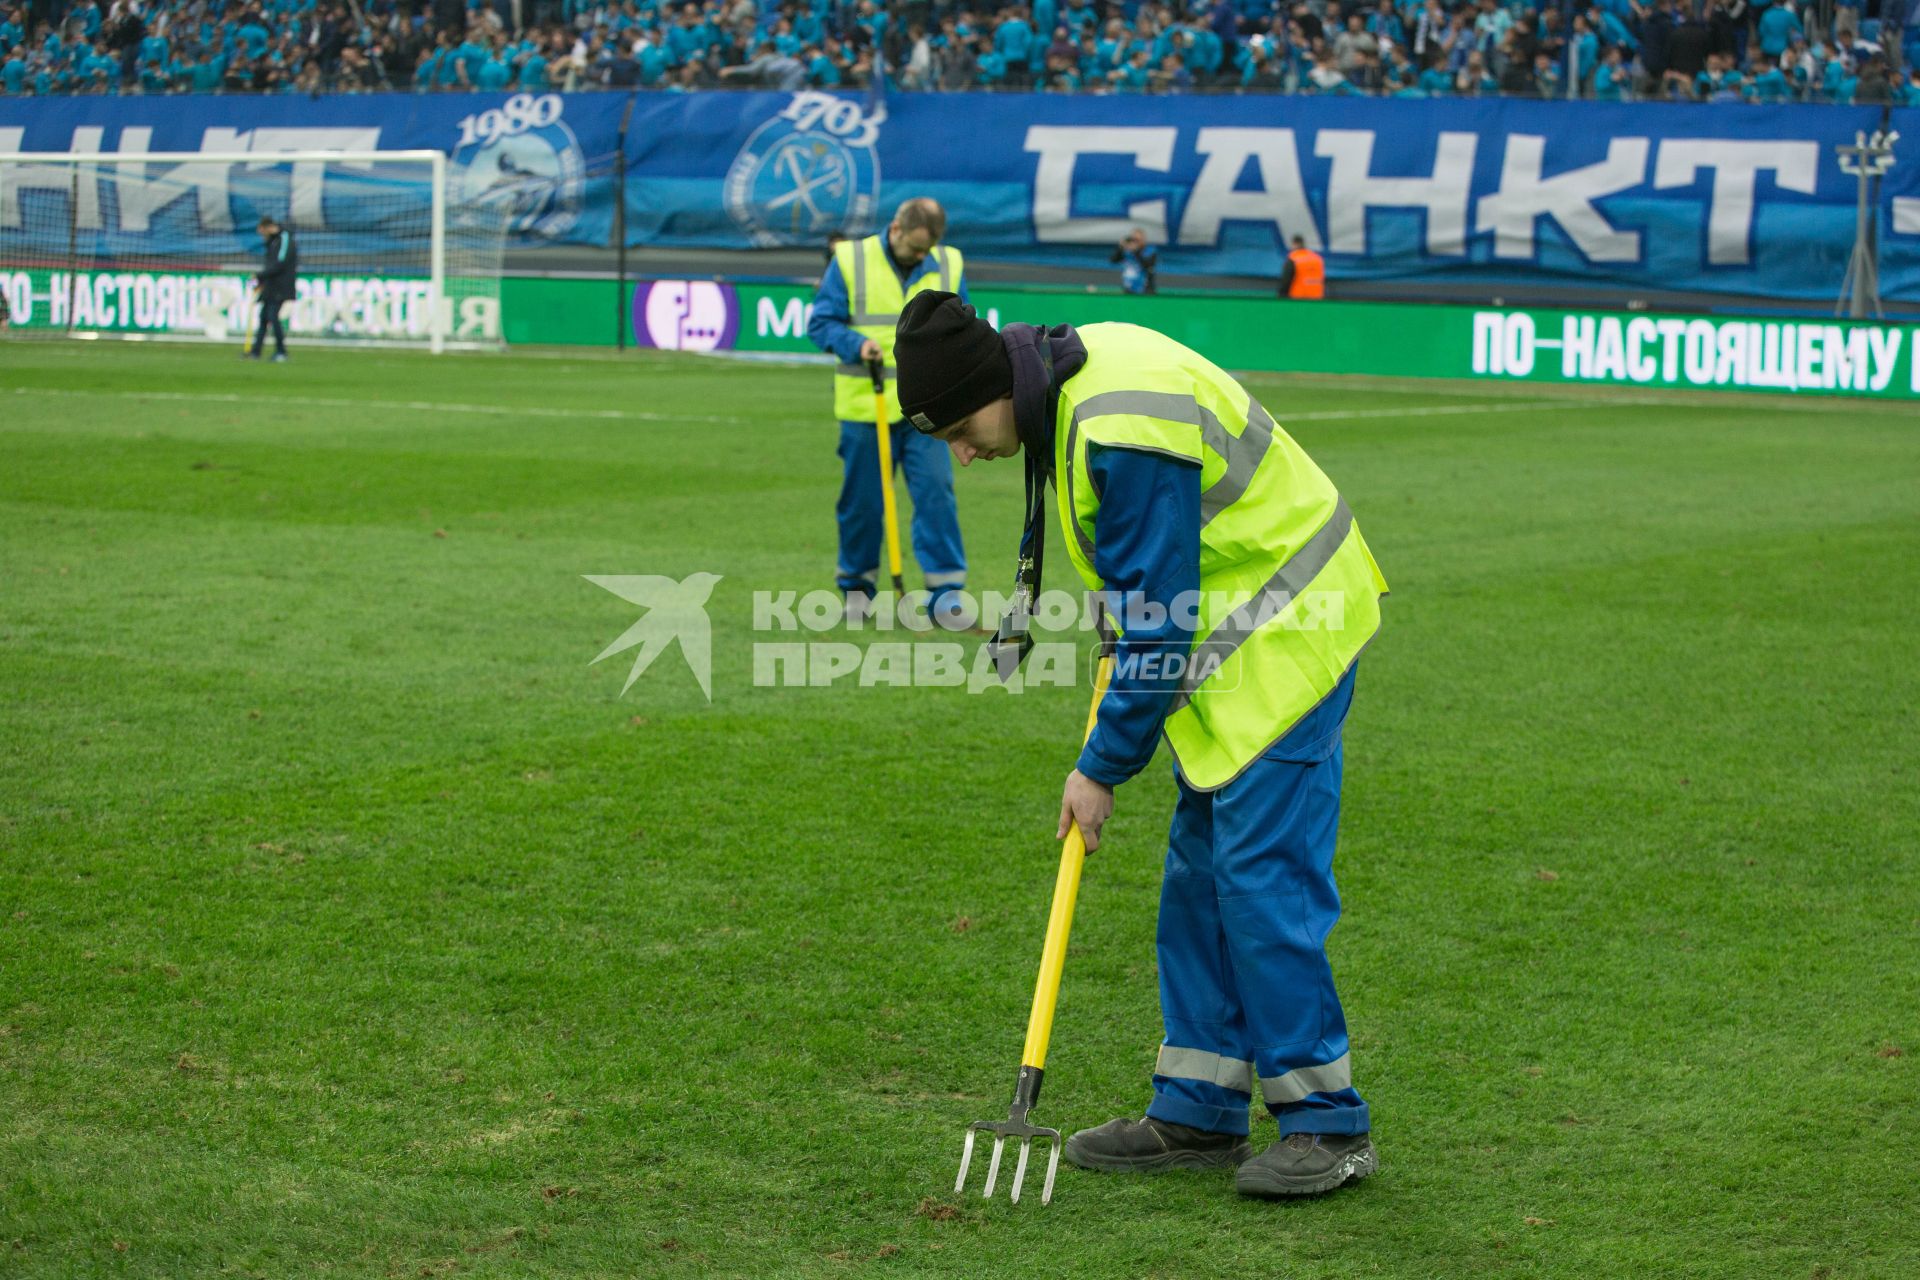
[1063,1116,1253,1173]
[1235,1131,1377,1198]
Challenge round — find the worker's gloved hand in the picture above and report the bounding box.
[1058,769,1114,854]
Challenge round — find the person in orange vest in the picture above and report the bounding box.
[1278,236,1325,300]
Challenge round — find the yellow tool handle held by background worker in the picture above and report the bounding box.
[868,356,906,596]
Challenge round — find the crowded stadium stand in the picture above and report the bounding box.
[0,0,1916,101]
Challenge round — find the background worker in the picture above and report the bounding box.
[1278,234,1325,299]
[892,291,1388,1200]
[1111,227,1158,295]
[807,198,972,627]
[246,215,298,362]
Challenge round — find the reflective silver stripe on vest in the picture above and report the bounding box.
[1259,1052,1352,1106]
[1201,400,1276,528]
[933,245,954,293]
[1068,390,1276,529]
[1168,496,1355,712]
[1155,1044,1255,1094]
[1063,413,1096,563]
[837,364,897,380]
[849,243,869,320]
[848,241,893,326]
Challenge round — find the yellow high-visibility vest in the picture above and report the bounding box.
[831,234,965,423]
[1053,323,1388,791]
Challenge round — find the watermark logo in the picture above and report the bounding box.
[585,578,1348,700]
[585,573,723,699]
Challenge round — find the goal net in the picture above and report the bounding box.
[0,149,509,352]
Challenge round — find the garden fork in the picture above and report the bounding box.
[954,629,1115,1205]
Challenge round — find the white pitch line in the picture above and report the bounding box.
[6,385,768,426]
[1282,399,1611,421]
[4,385,1587,426]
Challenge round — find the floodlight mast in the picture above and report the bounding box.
[1835,129,1899,321]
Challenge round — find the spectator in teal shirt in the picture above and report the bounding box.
[1818,54,1854,102]
[665,5,709,63]
[1568,15,1597,83]
[0,9,23,55]
[476,50,511,88]
[1694,51,1742,99]
[1,51,24,91]
[993,11,1034,76]
[804,43,839,84]
[1746,55,1790,100]
[1186,25,1222,74]
[193,52,225,90]
[237,15,270,56]
[456,35,486,84]
[637,36,670,82]
[1756,0,1802,57]
[413,44,441,89]
[976,38,1007,83]
[1592,45,1629,98]
[1110,46,1151,89]
[518,46,549,88]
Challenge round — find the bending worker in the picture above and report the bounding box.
[807,198,971,627]
[892,291,1388,1200]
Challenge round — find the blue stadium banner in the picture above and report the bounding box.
[0,92,624,257]
[4,91,1917,301]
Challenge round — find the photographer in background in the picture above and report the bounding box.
[1111,227,1158,295]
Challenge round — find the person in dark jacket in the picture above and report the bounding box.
[247,216,298,362]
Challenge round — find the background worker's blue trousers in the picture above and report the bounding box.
[1146,665,1370,1139]
[835,420,967,606]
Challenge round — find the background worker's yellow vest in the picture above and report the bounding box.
[832,236,965,423]
[1054,323,1389,791]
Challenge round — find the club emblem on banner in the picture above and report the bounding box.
[724,92,884,247]
[453,93,586,240]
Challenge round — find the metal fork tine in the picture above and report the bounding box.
[1041,1138,1062,1205]
[955,1129,977,1194]
[982,1134,1006,1198]
[1010,1137,1032,1203]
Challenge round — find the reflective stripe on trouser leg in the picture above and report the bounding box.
[898,426,967,602]
[1146,779,1257,1136]
[1214,742,1368,1136]
[834,420,884,592]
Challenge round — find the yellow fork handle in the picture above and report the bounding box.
[1019,649,1115,1072]
[874,391,906,593]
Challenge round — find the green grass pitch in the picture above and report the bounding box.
[2,340,1916,1278]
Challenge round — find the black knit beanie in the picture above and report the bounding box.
[895,291,1014,433]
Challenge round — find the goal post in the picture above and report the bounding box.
[0,149,509,352]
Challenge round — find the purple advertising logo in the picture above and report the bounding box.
[632,280,741,352]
